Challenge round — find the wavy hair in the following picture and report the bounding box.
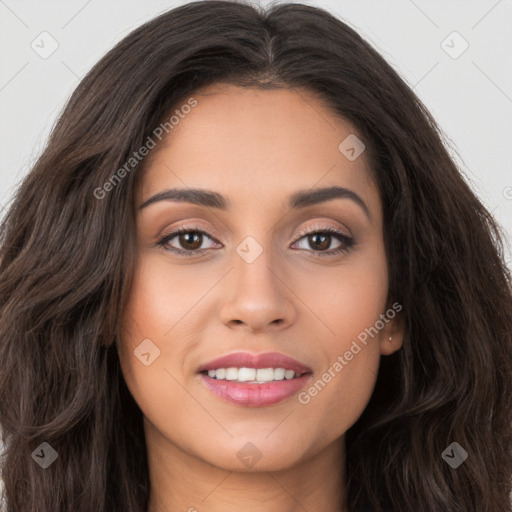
[1,1,511,510]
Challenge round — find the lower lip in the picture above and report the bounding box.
[199,373,311,407]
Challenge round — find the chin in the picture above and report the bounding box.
[197,435,312,473]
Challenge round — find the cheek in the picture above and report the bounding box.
[117,254,218,414]
[120,252,219,352]
[295,250,388,432]
[298,351,380,452]
[296,238,388,349]
[330,266,388,343]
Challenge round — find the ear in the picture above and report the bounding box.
[379,306,404,355]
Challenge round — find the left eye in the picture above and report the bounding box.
[291,225,354,256]
[156,225,354,257]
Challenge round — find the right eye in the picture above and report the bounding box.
[156,225,222,256]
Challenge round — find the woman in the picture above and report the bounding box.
[0,1,511,511]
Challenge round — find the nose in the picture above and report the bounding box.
[219,248,297,334]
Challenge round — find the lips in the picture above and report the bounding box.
[197,351,313,407]
[197,351,312,375]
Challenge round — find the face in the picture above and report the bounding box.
[117,83,403,472]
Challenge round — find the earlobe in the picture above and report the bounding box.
[380,332,404,355]
[380,318,404,355]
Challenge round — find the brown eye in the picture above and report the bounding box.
[291,225,355,257]
[156,226,220,256]
[178,232,203,251]
[307,233,331,251]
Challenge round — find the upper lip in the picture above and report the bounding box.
[197,351,312,375]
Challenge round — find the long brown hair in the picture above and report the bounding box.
[1,1,511,511]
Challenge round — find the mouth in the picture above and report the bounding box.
[197,351,313,407]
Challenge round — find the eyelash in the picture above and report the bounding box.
[155,224,354,258]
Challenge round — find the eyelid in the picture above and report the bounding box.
[158,221,222,242]
[294,222,352,240]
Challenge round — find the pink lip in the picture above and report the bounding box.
[197,351,312,374]
[197,351,313,407]
[199,374,311,407]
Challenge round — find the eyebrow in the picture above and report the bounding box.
[139,185,370,220]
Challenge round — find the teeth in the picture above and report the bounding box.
[205,367,301,383]
[284,369,295,380]
[226,367,238,380]
[238,367,256,381]
[274,367,285,380]
[256,368,274,382]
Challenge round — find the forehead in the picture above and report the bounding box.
[138,84,379,215]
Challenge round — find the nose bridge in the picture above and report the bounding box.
[219,229,296,331]
[229,202,282,279]
[233,231,283,296]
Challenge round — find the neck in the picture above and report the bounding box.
[145,421,348,512]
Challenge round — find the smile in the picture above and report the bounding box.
[197,351,313,407]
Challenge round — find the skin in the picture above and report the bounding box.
[117,83,404,512]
